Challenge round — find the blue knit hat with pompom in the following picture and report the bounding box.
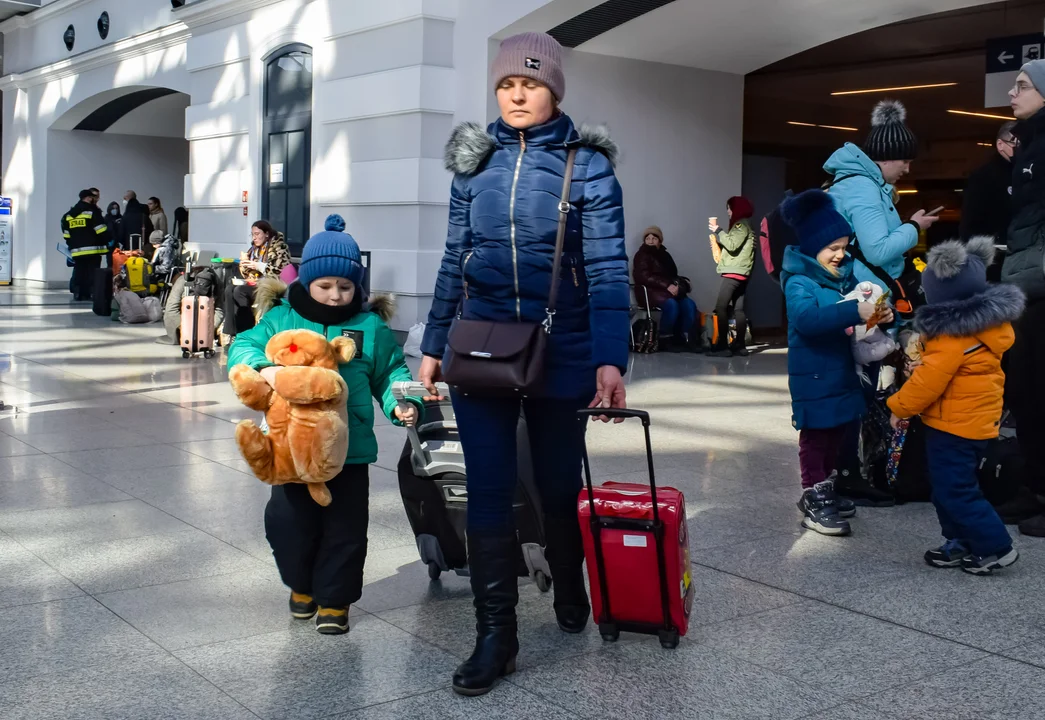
[298,214,364,288]
[781,189,853,258]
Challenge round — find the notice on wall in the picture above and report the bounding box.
[270,163,285,184]
[0,198,12,286]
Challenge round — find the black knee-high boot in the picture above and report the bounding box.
[544,517,590,633]
[452,531,520,696]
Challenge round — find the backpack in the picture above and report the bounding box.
[120,256,156,296]
[759,200,797,284]
[190,267,220,298]
[978,432,1024,507]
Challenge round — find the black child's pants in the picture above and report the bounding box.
[264,464,369,608]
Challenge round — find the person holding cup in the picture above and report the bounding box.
[221,220,291,343]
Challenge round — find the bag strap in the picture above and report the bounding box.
[544,148,578,326]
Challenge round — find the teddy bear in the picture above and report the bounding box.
[228,329,355,506]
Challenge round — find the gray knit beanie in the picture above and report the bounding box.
[491,32,565,101]
[864,100,918,162]
[1021,60,1045,95]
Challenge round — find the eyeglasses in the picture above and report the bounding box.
[1012,81,1037,96]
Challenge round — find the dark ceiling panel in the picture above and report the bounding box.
[73,88,179,132]
[549,0,678,48]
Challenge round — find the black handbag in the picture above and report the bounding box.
[442,149,577,396]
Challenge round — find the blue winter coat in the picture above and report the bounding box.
[824,143,918,285]
[780,246,866,430]
[420,114,630,398]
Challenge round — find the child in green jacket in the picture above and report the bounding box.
[228,215,421,635]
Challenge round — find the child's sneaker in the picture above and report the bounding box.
[960,548,1019,575]
[798,481,851,536]
[924,539,971,568]
[316,606,350,635]
[289,592,318,619]
[837,496,857,518]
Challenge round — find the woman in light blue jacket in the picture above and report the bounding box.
[824,100,937,285]
[822,99,937,506]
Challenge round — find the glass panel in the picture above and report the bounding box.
[287,188,305,253]
[268,188,287,236]
[287,131,305,187]
[269,133,286,185]
[266,50,313,118]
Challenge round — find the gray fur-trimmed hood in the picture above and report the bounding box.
[444,120,619,175]
[914,283,1026,343]
[253,276,397,324]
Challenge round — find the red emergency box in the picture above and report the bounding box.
[577,409,693,649]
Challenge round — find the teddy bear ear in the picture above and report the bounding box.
[330,336,356,363]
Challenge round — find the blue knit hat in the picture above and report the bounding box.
[780,189,853,258]
[921,236,992,305]
[298,214,364,288]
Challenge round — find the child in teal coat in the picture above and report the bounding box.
[228,215,421,635]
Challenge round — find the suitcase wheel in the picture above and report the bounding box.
[658,629,680,650]
[534,570,551,593]
[599,623,620,643]
[203,349,214,359]
[182,350,191,359]
[427,562,441,581]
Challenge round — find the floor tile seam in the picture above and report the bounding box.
[90,565,282,602]
[89,594,267,720]
[0,589,87,612]
[496,679,586,718]
[0,497,144,521]
[311,687,460,720]
[689,559,1045,672]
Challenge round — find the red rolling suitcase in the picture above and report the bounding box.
[577,409,693,649]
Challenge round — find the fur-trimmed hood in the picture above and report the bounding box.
[444,117,618,175]
[253,277,397,324]
[914,283,1026,346]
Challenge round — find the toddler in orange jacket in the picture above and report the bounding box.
[888,236,1025,574]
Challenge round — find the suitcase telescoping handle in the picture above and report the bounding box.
[578,408,676,644]
[391,381,450,467]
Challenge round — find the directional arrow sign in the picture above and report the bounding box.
[999,51,1015,65]
[987,33,1045,106]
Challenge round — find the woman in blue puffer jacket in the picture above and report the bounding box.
[418,32,630,696]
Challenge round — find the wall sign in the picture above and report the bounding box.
[97,12,109,40]
[270,164,285,184]
[0,198,13,286]
[985,33,1044,108]
[63,25,75,51]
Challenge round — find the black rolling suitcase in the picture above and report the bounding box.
[392,381,550,589]
[92,267,113,317]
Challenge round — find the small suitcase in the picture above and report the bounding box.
[92,267,114,317]
[392,381,551,589]
[180,294,216,359]
[578,409,693,649]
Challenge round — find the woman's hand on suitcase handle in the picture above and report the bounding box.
[589,366,627,423]
[418,355,444,400]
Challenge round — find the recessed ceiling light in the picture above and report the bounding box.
[787,121,858,131]
[977,142,993,147]
[897,189,918,195]
[832,82,957,96]
[948,109,1014,121]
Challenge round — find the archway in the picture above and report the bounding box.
[47,86,190,254]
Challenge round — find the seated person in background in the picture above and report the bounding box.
[222,220,291,344]
[632,226,701,352]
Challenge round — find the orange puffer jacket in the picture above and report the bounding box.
[888,284,1025,440]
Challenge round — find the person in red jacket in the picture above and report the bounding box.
[632,226,700,352]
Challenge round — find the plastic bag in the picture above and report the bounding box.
[142,296,163,323]
[403,322,425,358]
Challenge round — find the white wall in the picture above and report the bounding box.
[560,50,745,314]
[45,131,188,276]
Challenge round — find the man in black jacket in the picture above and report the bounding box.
[961,122,1016,280]
[121,190,149,250]
[1004,62,1045,536]
[61,189,111,301]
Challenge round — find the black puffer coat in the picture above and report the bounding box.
[1005,107,1045,300]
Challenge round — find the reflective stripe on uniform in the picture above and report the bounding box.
[70,246,108,257]
[94,224,108,234]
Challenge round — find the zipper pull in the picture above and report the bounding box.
[571,267,579,287]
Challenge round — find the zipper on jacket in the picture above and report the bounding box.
[571,267,579,287]
[509,132,526,320]
[461,251,473,299]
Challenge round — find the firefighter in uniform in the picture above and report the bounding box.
[62,189,111,301]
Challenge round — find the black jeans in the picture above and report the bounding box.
[712,276,748,349]
[71,254,102,301]
[1007,298,1045,493]
[223,282,257,336]
[264,464,370,607]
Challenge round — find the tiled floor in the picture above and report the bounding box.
[1,287,1044,720]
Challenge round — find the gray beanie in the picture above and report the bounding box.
[491,32,565,101]
[1021,60,1045,95]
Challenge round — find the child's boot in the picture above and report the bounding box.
[798,481,851,536]
[835,462,895,507]
[289,592,317,619]
[924,539,971,568]
[316,606,350,635]
[960,548,1019,575]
